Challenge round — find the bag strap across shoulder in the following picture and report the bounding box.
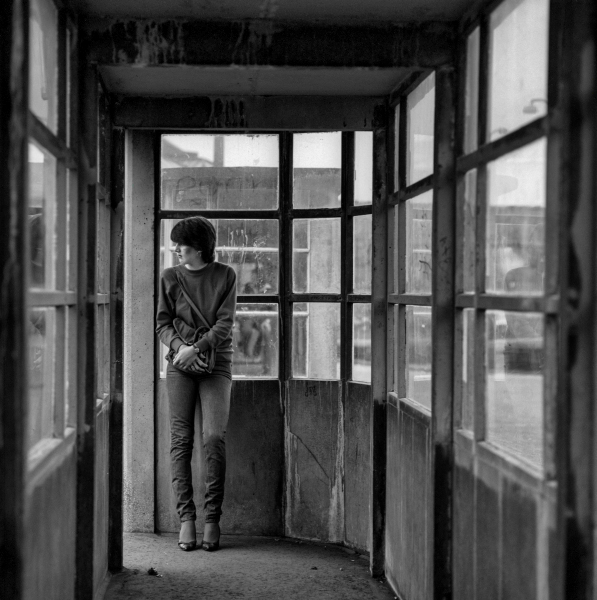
[174,270,212,331]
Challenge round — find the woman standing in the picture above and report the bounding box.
[156,216,237,552]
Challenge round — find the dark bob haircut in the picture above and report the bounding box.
[170,217,216,264]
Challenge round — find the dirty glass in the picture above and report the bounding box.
[161,219,279,295]
[405,306,432,410]
[292,218,341,294]
[405,191,433,295]
[488,0,549,141]
[462,170,477,293]
[232,304,278,378]
[353,215,372,294]
[464,28,480,154]
[293,132,342,208]
[460,309,475,431]
[354,132,373,205]
[28,140,57,290]
[407,72,435,185]
[485,310,544,469]
[352,303,371,383]
[160,134,279,210]
[486,139,546,295]
[29,0,58,133]
[292,303,341,379]
[28,307,57,448]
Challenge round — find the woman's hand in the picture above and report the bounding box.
[173,345,208,373]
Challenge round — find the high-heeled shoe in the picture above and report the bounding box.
[178,540,197,552]
[202,523,220,551]
[178,521,197,551]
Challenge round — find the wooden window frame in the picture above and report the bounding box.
[387,71,437,413]
[26,1,78,461]
[453,0,559,479]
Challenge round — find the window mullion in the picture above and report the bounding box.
[342,132,354,382]
[280,132,293,381]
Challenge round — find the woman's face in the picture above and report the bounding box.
[172,243,198,266]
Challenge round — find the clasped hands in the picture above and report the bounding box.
[172,344,208,373]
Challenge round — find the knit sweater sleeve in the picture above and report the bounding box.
[196,267,237,352]
[155,270,185,352]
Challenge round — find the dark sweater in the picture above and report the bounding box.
[156,263,237,358]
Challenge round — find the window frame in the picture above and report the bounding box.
[453,0,558,478]
[26,2,78,459]
[387,71,437,413]
[155,130,373,383]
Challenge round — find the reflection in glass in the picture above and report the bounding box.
[488,0,549,141]
[29,0,58,133]
[486,140,546,294]
[293,218,341,293]
[353,215,372,294]
[160,134,279,210]
[233,304,278,378]
[292,303,340,379]
[464,28,480,154]
[352,304,371,383]
[486,310,544,469]
[293,133,341,208]
[28,141,57,289]
[462,170,477,292]
[28,307,56,448]
[461,309,475,431]
[405,191,433,294]
[405,306,432,409]
[355,132,373,205]
[161,219,279,295]
[407,72,435,185]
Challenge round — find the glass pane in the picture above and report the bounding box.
[486,310,544,469]
[233,304,278,378]
[353,215,372,294]
[405,191,433,294]
[28,140,57,290]
[28,307,56,448]
[352,304,371,383]
[461,309,475,431]
[462,170,477,293]
[488,0,549,141]
[405,306,432,409]
[393,106,400,191]
[293,218,341,293]
[293,133,341,208]
[29,0,58,133]
[407,72,435,185]
[161,219,279,295]
[355,132,373,205]
[292,303,340,379]
[65,307,75,428]
[391,304,399,393]
[486,140,546,294]
[161,134,279,210]
[464,28,480,154]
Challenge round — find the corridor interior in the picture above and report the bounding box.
[4,0,596,599]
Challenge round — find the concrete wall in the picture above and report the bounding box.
[453,432,555,600]
[385,397,432,600]
[344,382,371,551]
[285,379,344,543]
[24,440,77,600]
[93,401,110,594]
[123,130,155,532]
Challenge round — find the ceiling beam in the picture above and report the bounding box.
[111,96,387,130]
[85,18,457,69]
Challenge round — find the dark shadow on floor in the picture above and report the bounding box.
[104,534,396,599]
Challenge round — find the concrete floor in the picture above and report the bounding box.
[104,533,397,600]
